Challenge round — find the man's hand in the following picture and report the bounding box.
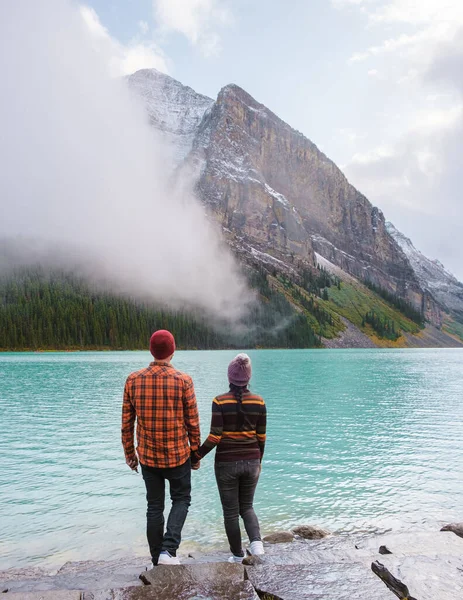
[191,450,200,470]
[126,456,139,472]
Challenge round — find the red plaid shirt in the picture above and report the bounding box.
[122,361,200,468]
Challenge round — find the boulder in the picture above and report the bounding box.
[4,592,81,600]
[441,522,463,538]
[242,555,265,566]
[0,558,147,594]
[262,532,294,544]
[355,530,463,557]
[245,562,393,599]
[371,554,463,600]
[139,563,258,600]
[291,525,330,539]
[85,583,259,600]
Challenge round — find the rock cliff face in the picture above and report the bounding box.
[387,222,463,318]
[127,69,457,323]
[187,83,421,301]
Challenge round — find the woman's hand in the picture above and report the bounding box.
[191,450,201,470]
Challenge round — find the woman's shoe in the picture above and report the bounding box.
[249,540,265,556]
[158,551,181,565]
[228,555,244,563]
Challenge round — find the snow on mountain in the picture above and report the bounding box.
[127,69,213,167]
[386,222,463,314]
[126,67,460,326]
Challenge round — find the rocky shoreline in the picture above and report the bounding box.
[1,523,462,599]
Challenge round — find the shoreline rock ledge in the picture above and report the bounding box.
[1,525,463,599]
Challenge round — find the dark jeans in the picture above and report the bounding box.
[215,459,262,557]
[141,459,191,565]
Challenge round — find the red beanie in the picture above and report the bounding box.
[150,330,176,360]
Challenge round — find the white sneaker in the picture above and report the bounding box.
[249,540,265,556]
[228,555,244,563]
[158,551,181,565]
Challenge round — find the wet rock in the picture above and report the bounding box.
[245,562,393,599]
[441,522,463,538]
[242,555,265,566]
[262,532,294,544]
[0,559,147,594]
[372,560,416,600]
[378,545,392,555]
[355,531,463,557]
[260,536,371,567]
[371,555,463,600]
[139,563,258,599]
[291,525,330,539]
[4,592,81,599]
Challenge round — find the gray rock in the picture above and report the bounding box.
[263,532,294,544]
[0,559,147,594]
[85,585,259,600]
[4,592,81,600]
[242,555,265,566]
[371,554,463,600]
[139,563,258,599]
[291,525,330,539]
[355,530,463,557]
[245,562,393,600]
[441,522,463,538]
[372,560,417,600]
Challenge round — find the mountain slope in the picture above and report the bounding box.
[387,221,463,315]
[127,69,213,167]
[126,69,463,347]
[189,84,418,300]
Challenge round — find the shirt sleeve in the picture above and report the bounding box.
[121,376,136,459]
[183,376,200,453]
[256,401,267,461]
[197,398,223,459]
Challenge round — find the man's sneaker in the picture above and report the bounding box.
[228,555,244,563]
[249,540,265,556]
[158,551,181,565]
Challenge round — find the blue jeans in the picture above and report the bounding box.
[215,459,262,557]
[141,459,191,565]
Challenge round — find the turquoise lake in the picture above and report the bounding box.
[0,349,462,569]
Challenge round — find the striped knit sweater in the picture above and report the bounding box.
[196,390,267,462]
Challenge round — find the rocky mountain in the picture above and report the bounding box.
[127,68,463,346]
[387,222,463,317]
[127,69,213,166]
[187,84,423,300]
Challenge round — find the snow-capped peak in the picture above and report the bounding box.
[127,68,213,167]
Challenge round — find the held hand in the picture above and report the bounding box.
[126,456,139,472]
[191,461,200,470]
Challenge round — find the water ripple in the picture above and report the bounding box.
[0,348,462,568]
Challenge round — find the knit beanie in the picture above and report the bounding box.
[228,353,252,387]
[150,330,176,360]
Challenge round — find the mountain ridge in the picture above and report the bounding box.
[124,68,463,347]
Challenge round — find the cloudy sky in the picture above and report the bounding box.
[83,1,462,278]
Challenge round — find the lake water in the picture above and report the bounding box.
[0,349,462,569]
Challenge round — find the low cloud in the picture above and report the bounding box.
[0,1,251,320]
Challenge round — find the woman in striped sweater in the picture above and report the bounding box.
[192,353,267,562]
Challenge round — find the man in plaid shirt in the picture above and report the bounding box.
[122,330,200,566]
